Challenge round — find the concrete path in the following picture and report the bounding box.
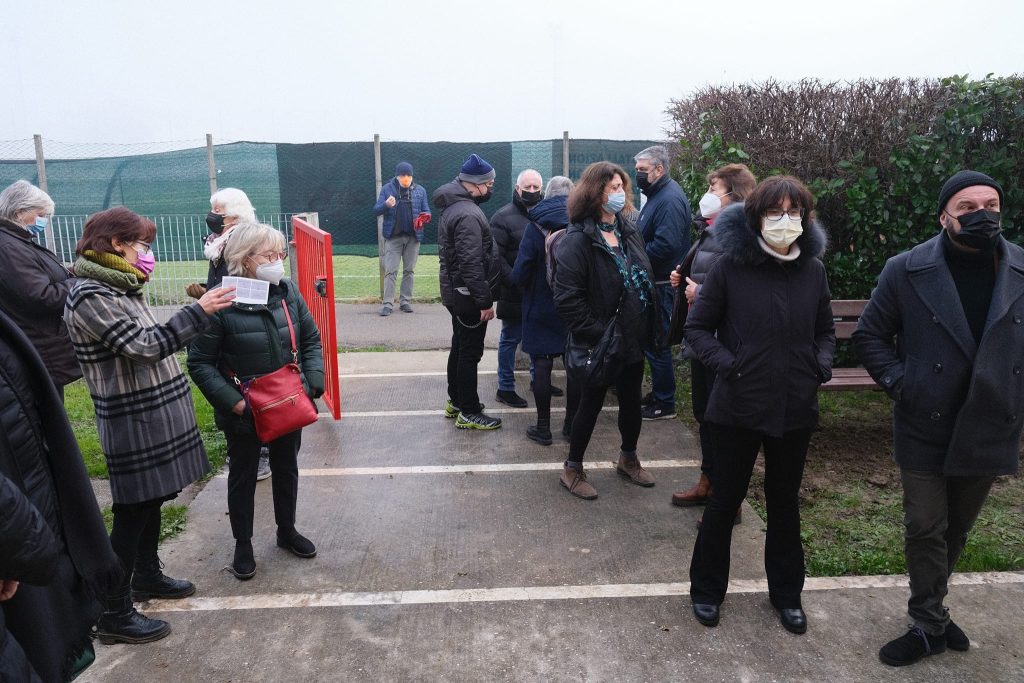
[81,349,1024,682]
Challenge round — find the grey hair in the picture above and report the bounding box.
[222,222,287,276]
[210,187,257,222]
[634,145,671,172]
[0,180,55,221]
[516,169,542,187]
[544,176,574,198]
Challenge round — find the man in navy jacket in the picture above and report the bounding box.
[635,145,691,419]
[373,162,431,316]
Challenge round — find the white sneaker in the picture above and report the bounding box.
[256,448,271,481]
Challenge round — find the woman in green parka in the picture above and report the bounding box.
[188,223,324,581]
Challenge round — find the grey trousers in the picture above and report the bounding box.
[901,468,995,634]
[382,234,419,307]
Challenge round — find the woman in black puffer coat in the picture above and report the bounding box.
[683,176,835,635]
[552,162,661,501]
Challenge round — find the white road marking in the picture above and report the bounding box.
[315,406,614,418]
[340,370,566,378]
[143,571,1024,613]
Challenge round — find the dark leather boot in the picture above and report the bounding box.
[95,590,171,645]
[131,552,196,600]
[672,473,711,507]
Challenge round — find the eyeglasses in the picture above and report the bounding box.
[764,208,804,222]
[133,241,152,255]
[251,251,287,262]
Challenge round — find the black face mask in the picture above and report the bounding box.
[473,188,493,205]
[636,170,651,192]
[206,212,226,234]
[951,209,1002,250]
[520,189,543,206]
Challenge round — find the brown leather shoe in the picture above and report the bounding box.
[560,466,598,499]
[672,473,711,507]
[696,506,743,529]
[616,454,655,487]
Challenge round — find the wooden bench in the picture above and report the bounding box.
[821,299,880,391]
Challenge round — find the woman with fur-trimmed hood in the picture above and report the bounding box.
[683,176,835,636]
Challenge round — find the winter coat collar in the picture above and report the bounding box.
[0,217,33,241]
[529,195,569,231]
[510,190,531,216]
[431,179,475,211]
[712,202,827,266]
[569,214,642,245]
[641,173,670,198]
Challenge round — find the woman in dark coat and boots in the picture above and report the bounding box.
[552,162,660,500]
[0,309,121,682]
[65,208,236,644]
[684,176,835,634]
[511,176,576,445]
[189,222,325,581]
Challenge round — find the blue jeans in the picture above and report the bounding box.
[644,282,676,405]
[497,319,522,391]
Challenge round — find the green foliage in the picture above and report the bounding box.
[669,75,1024,298]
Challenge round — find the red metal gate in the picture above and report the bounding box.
[292,216,341,419]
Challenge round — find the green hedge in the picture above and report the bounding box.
[668,75,1024,298]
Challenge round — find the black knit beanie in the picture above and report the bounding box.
[937,170,1004,215]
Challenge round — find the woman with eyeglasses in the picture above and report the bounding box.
[64,207,236,644]
[188,222,324,581]
[683,176,835,635]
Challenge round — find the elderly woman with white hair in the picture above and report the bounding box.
[0,179,82,396]
[188,222,324,581]
[185,187,258,299]
[511,176,577,445]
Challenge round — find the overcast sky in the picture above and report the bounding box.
[5,0,1022,147]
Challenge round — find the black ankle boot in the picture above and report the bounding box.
[277,528,317,558]
[231,539,256,580]
[95,590,171,645]
[131,552,196,600]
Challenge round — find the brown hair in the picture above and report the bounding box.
[568,161,631,224]
[76,207,157,257]
[743,175,815,227]
[707,163,757,201]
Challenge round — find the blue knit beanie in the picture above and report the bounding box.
[458,154,496,184]
[395,162,414,177]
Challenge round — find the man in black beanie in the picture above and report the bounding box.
[433,154,503,430]
[854,170,1023,667]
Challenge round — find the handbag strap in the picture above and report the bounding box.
[225,298,299,387]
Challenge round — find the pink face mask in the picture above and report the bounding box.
[135,251,156,276]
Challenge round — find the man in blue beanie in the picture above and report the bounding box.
[432,154,503,429]
[855,170,1022,667]
[373,162,431,315]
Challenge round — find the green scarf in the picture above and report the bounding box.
[75,250,147,291]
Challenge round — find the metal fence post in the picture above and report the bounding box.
[562,130,570,177]
[374,134,384,301]
[206,134,217,194]
[33,134,56,248]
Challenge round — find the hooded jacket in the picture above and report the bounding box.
[490,191,534,319]
[684,203,835,437]
[433,179,499,311]
[511,195,569,355]
[637,174,692,280]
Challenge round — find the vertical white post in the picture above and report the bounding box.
[562,130,570,177]
[206,134,217,194]
[374,134,384,300]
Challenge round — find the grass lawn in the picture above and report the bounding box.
[673,363,1024,576]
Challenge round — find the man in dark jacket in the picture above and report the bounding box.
[854,170,1024,668]
[434,154,502,430]
[634,146,691,420]
[490,168,543,408]
[373,162,431,316]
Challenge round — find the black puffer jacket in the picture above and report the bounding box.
[552,216,658,364]
[187,279,325,437]
[433,180,499,311]
[684,203,835,437]
[490,192,533,320]
[0,218,82,386]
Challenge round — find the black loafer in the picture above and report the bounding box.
[692,603,720,627]
[776,607,807,634]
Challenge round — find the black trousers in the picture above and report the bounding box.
[446,309,488,413]
[567,360,644,464]
[226,429,301,541]
[108,498,163,595]
[901,469,995,635]
[690,424,812,608]
[690,358,717,479]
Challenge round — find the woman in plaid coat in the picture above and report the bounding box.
[64,207,235,645]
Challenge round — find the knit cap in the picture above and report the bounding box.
[938,170,1004,215]
[395,161,414,177]
[457,154,496,184]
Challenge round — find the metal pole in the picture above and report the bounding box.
[562,130,569,177]
[32,134,56,249]
[374,134,384,300]
[206,133,217,194]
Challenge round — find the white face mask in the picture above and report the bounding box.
[254,260,285,285]
[699,192,723,219]
[761,215,803,249]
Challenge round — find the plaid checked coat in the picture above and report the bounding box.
[64,280,212,504]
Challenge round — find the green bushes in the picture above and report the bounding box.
[667,75,1024,297]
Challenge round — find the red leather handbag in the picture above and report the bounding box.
[230,300,318,443]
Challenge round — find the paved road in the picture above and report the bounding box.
[81,346,1024,682]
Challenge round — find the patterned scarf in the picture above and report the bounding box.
[596,224,652,310]
[75,250,147,290]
